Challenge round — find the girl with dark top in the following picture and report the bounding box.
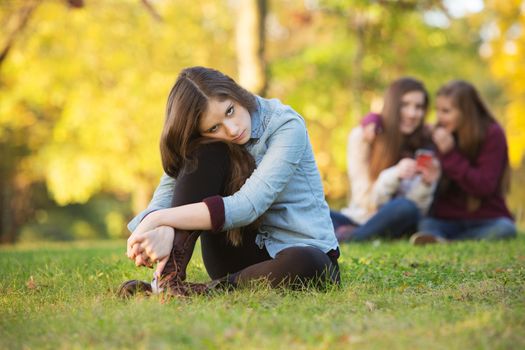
[118,67,340,297]
[411,80,516,244]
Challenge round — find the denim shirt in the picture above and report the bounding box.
[128,96,339,258]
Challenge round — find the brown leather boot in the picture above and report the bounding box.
[156,230,242,296]
[118,229,207,298]
[155,230,209,297]
[160,230,200,282]
[117,279,152,298]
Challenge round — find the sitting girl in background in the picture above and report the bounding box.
[331,77,440,242]
[411,80,516,244]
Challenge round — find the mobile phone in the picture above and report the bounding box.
[415,149,434,168]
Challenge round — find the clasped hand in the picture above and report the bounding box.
[127,221,174,269]
[432,127,455,154]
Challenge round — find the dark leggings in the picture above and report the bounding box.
[171,142,340,288]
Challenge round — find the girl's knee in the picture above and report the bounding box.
[275,247,338,286]
[194,142,230,162]
[492,218,516,240]
[276,247,331,271]
[390,198,420,220]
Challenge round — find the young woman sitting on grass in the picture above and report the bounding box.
[410,80,517,244]
[330,77,440,242]
[118,66,340,297]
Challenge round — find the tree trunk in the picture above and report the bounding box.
[349,12,367,121]
[235,0,267,96]
[0,1,41,69]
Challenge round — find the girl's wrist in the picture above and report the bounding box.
[145,209,163,229]
[421,176,433,186]
[156,209,168,227]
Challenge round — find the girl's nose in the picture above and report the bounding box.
[408,107,418,118]
[224,120,239,137]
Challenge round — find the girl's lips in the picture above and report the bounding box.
[233,130,245,142]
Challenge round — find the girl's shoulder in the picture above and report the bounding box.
[252,96,307,146]
[360,112,383,132]
[257,96,305,128]
[483,121,508,147]
[487,120,505,135]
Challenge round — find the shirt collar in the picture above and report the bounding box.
[250,96,264,139]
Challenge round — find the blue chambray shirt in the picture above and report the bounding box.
[128,96,339,258]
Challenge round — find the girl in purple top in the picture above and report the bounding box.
[411,80,517,244]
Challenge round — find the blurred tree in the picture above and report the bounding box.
[0,0,238,242]
[0,0,87,68]
[478,0,525,169]
[0,0,85,243]
[0,0,39,68]
[236,0,268,95]
[1,0,523,242]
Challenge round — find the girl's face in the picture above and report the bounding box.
[436,95,461,133]
[399,90,426,135]
[199,98,252,145]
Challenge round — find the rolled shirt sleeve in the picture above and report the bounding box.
[127,173,175,232]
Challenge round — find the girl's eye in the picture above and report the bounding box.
[208,125,219,133]
[226,106,234,116]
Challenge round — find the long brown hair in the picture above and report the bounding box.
[436,80,495,161]
[160,66,259,245]
[436,80,509,210]
[368,77,430,180]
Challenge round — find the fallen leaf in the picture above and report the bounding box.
[365,301,376,312]
[338,334,363,344]
[223,327,239,339]
[27,276,37,290]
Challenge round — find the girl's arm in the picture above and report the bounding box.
[345,126,374,215]
[438,123,508,197]
[126,202,211,260]
[371,158,420,207]
[371,165,402,207]
[132,202,212,234]
[218,115,308,230]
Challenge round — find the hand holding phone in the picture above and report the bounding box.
[415,149,434,168]
[415,149,440,185]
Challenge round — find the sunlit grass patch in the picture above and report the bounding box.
[1,235,524,349]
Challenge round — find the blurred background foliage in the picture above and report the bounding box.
[0,0,523,243]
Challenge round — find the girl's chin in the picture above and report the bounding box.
[440,124,455,133]
[400,125,418,134]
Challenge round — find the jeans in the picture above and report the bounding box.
[330,197,420,241]
[418,217,516,241]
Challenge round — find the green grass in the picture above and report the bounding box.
[1,236,524,349]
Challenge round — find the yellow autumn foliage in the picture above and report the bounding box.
[483,0,525,167]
